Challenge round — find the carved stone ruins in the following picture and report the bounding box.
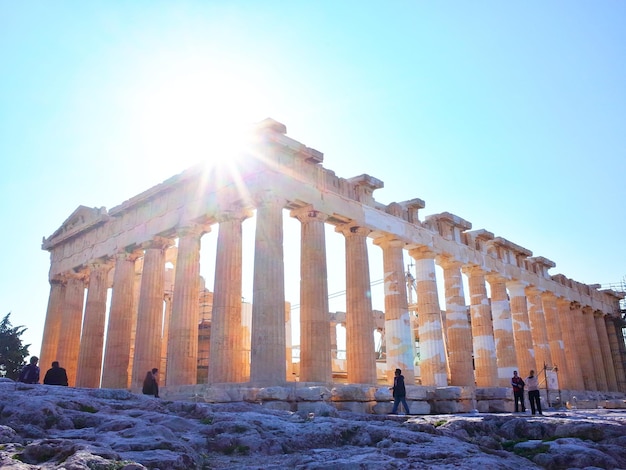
[40,118,626,413]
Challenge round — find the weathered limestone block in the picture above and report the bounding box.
[296,386,332,401]
[296,402,338,417]
[333,401,375,414]
[256,386,291,401]
[406,386,432,400]
[477,400,509,413]
[476,387,510,400]
[601,399,626,409]
[262,401,292,411]
[330,385,377,402]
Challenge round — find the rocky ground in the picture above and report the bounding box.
[0,379,625,469]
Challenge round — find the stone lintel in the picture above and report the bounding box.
[42,205,109,250]
[346,174,384,191]
[490,237,532,257]
[464,229,495,254]
[254,117,288,135]
[425,212,472,230]
[424,212,472,243]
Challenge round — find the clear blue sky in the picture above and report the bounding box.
[1,2,625,358]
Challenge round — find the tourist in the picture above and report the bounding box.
[43,361,69,386]
[511,370,525,412]
[142,368,160,398]
[526,369,542,415]
[389,368,410,415]
[18,356,40,384]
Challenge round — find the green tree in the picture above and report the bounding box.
[0,313,30,380]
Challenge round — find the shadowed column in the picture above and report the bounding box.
[293,206,332,383]
[132,237,171,390]
[594,311,618,391]
[409,247,448,387]
[167,225,207,386]
[337,223,377,384]
[571,303,596,391]
[486,274,517,387]
[605,318,626,393]
[56,271,87,387]
[556,298,585,390]
[102,250,141,389]
[525,287,552,370]
[583,306,608,391]
[209,210,250,383]
[39,276,66,376]
[250,195,287,385]
[440,258,473,386]
[541,292,570,389]
[464,266,498,387]
[76,260,113,388]
[506,280,536,379]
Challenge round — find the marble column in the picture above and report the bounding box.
[76,260,113,388]
[440,258,473,386]
[594,311,618,392]
[337,223,377,384]
[374,235,415,383]
[210,210,249,383]
[464,266,498,387]
[132,237,171,390]
[409,247,447,387]
[102,251,140,389]
[525,287,552,370]
[605,318,626,393]
[250,195,287,385]
[556,299,585,390]
[39,277,66,375]
[167,225,206,386]
[506,281,536,379]
[486,274,517,387]
[56,271,87,387]
[583,306,608,391]
[160,293,172,384]
[293,206,332,383]
[571,303,596,390]
[541,292,570,389]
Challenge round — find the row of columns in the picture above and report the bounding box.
[40,201,625,393]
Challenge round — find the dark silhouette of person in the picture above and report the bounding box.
[142,368,159,398]
[511,370,525,412]
[389,368,410,414]
[18,356,40,384]
[43,361,69,386]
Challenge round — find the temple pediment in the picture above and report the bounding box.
[42,205,108,250]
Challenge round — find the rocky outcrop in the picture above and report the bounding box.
[1,380,625,469]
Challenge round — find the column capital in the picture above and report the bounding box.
[88,257,114,273]
[555,296,572,308]
[215,207,254,224]
[436,255,462,270]
[461,264,485,277]
[253,190,287,209]
[524,285,545,296]
[372,234,404,249]
[336,222,371,238]
[290,205,329,224]
[540,291,557,301]
[506,279,529,296]
[140,236,174,251]
[485,272,508,284]
[176,223,211,239]
[408,245,435,260]
[114,249,143,263]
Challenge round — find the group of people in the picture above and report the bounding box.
[512,369,543,415]
[18,356,68,386]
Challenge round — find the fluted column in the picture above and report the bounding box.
[507,280,536,378]
[210,210,250,383]
[132,237,171,390]
[440,258,473,386]
[486,274,517,387]
[594,311,618,391]
[160,293,172,383]
[464,266,498,387]
[557,299,585,390]
[76,260,113,388]
[250,195,287,385]
[571,303,596,390]
[606,318,626,393]
[337,223,377,384]
[56,271,87,387]
[525,287,552,370]
[293,206,332,383]
[39,277,66,374]
[374,235,415,383]
[409,247,447,387]
[583,306,608,391]
[541,292,570,389]
[167,225,207,386]
[102,251,140,389]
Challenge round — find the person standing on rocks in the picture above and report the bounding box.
[43,361,69,386]
[526,369,542,415]
[511,370,525,412]
[142,368,160,398]
[389,368,410,415]
[18,356,40,384]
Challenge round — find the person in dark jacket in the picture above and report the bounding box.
[389,368,410,414]
[18,356,40,384]
[43,361,69,386]
[142,368,159,398]
[511,370,525,412]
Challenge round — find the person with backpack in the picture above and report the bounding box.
[43,361,69,386]
[389,368,410,415]
[18,356,40,384]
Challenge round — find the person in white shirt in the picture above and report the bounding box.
[526,370,542,415]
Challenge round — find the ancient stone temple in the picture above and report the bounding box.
[40,119,626,412]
